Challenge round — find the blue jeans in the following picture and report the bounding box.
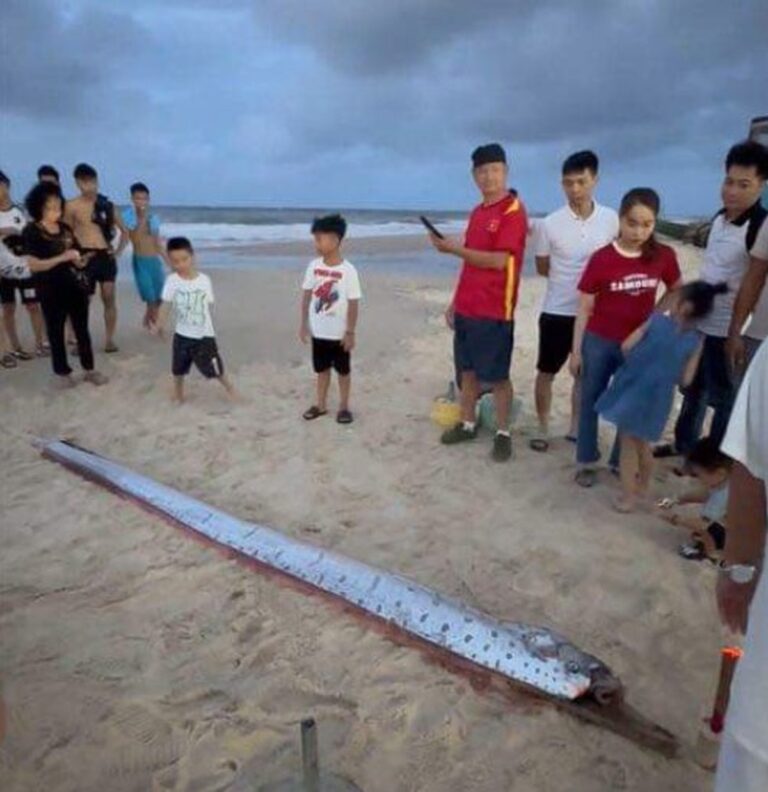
[673,334,735,454]
[576,331,622,467]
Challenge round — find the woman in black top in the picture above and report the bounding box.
[22,182,107,386]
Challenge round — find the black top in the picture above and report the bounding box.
[21,221,84,291]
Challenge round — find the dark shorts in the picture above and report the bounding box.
[537,312,576,374]
[312,337,351,375]
[172,334,224,379]
[454,314,514,383]
[84,250,117,293]
[0,277,38,305]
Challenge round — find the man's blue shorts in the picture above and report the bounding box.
[132,255,165,303]
[454,314,514,384]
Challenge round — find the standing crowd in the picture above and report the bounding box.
[1,139,767,786]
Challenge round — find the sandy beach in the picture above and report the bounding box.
[0,236,725,791]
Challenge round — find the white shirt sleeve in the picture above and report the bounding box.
[161,274,176,303]
[721,340,768,480]
[301,262,315,291]
[346,265,362,300]
[205,274,214,305]
[750,216,768,261]
[533,219,550,257]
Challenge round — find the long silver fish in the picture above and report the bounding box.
[39,439,622,706]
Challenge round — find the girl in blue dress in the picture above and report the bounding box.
[596,280,728,512]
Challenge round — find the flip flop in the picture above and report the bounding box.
[12,349,33,361]
[104,343,119,354]
[529,436,549,452]
[1,353,18,369]
[302,406,328,421]
[565,434,577,444]
[337,409,354,425]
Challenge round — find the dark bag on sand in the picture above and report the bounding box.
[92,194,116,243]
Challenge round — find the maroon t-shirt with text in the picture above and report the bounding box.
[578,242,681,342]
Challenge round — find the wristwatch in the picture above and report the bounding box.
[719,562,758,584]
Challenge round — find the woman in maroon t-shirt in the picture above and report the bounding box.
[569,188,682,488]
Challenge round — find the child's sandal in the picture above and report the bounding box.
[303,406,327,421]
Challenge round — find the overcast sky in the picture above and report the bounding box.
[1,0,766,214]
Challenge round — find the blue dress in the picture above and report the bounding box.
[596,313,700,441]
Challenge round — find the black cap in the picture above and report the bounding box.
[471,143,507,168]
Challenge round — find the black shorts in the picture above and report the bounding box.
[312,337,351,375]
[172,334,224,379]
[537,313,576,375]
[84,250,117,293]
[0,277,38,305]
[453,314,514,383]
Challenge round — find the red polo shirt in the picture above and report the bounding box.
[454,191,528,321]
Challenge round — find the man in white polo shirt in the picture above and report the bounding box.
[715,339,768,790]
[657,141,768,458]
[530,150,618,452]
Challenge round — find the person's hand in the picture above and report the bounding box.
[63,249,82,265]
[299,325,310,344]
[148,320,161,336]
[342,331,355,352]
[726,333,746,373]
[716,574,757,634]
[568,353,581,378]
[429,233,461,255]
[444,304,455,330]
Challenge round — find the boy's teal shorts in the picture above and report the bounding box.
[132,255,165,303]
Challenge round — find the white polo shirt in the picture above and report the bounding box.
[744,218,768,341]
[720,339,768,764]
[698,207,766,338]
[533,202,619,316]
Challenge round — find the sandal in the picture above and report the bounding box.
[12,348,33,361]
[104,343,119,354]
[35,344,50,357]
[529,436,550,453]
[303,405,328,421]
[1,353,18,369]
[565,434,577,444]
[574,468,597,488]
[337,409,354,425]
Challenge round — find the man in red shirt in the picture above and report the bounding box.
[428,143,528,461]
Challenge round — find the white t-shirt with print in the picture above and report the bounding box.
[302,258,362,341]
[744,217,768,341]
[161,272,215,339]
[533,203,619,316]
[720,339,768,764]
[0,204,26,233]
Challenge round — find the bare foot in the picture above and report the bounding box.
[83,370,109,386]
[104,342,119,354]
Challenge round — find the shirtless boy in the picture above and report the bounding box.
[123,182,167,329]
[64,163,128,352]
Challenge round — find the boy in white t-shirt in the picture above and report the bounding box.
[151,236,235,404]
[299,214,361,424]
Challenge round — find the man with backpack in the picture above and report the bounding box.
[64,163,129,353]
[655,140,768,458]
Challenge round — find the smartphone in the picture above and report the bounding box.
[419,215,445,239]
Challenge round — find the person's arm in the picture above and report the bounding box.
[343,299,359,352]
[299,289,312,343]
[620,320,649,356]
[717,461,767,633]
[655,278,683,312]
[727,257,768,370]
[26,246,81,273]
[429,234,509,270]
[113,208,130,257]
[681,340,704,388]
[569,292,595,377]
[150,302,172,335]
